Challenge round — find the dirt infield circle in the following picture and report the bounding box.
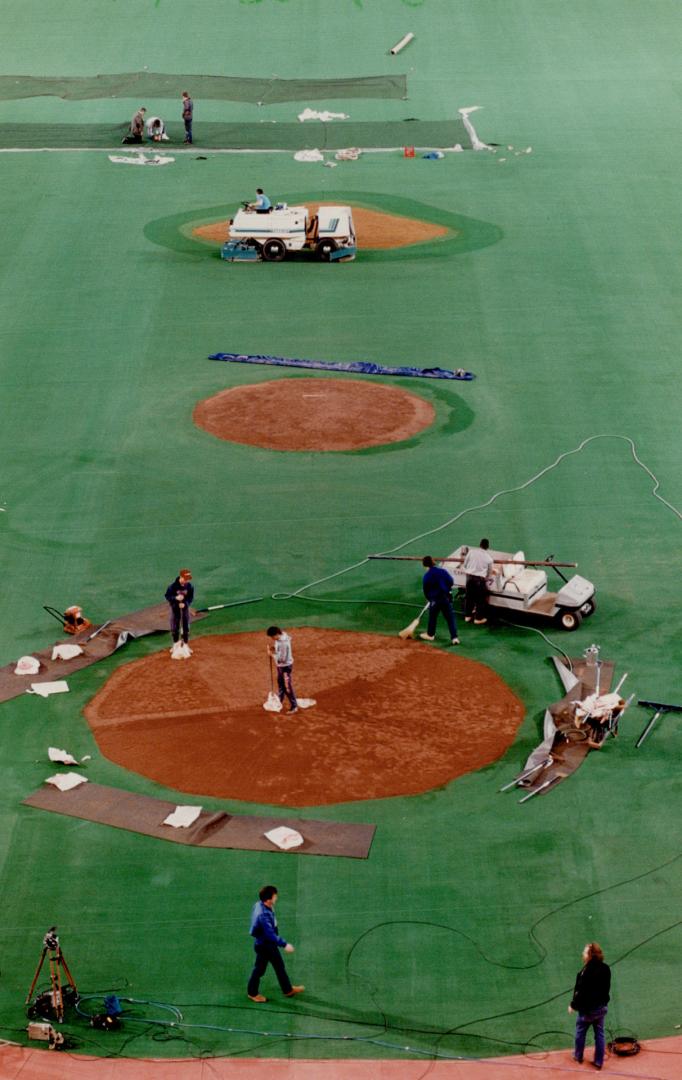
[193,378,436,451]
[84,629,525,806]
[193,205,450,251]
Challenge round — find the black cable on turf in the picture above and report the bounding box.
[61,853,682,1066]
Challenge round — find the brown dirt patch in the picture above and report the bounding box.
[84,629,525,807]
[192,205,449,250]
[192,378,435,451]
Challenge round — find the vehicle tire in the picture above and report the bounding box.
[580,598,596,618]
[262,238,286,262]
[316,238,338,261]
[556,609,582,631]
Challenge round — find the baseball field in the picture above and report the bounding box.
[0,1,680,1075]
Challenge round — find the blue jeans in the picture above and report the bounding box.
[574,1006,607,1067]
[426,597,458,639]
[277,665,297,710]
[184,118,192,143]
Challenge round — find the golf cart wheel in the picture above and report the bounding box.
[556,609,582,631]
[580,598,596,618]
[262,238,286,262]
[316,238,338,261]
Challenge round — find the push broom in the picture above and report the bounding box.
[398,603,429,640]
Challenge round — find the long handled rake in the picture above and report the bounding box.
[263,655,282,712]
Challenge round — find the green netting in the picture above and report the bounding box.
[0,72,407,104]
[0,118,470,150]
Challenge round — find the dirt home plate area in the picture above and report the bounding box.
[85,629,524,806]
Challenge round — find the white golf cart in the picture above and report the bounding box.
[445,545,596,630]
[221,203,356,263]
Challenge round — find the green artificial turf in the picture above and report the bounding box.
[0,0,680,1064]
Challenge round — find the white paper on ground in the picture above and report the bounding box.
[294,149,324,162]
[29,681,69,698]
[163,805,202,828]
[264,826,304,850]
[51,643,84,661]
[45,772,88,791]
[298,108,349,122]
[108,154,174,166]
[48,747,79,765]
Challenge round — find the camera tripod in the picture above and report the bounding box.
[26,932,77,1022]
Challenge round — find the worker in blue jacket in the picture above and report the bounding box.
[247,885,304,1003]
[420,555,460,645]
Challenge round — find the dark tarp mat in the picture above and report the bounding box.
[209,353,474,380]
[0,72,407,104]
[516,657,618,798]
[0,603,208,706]
[0,119,471,151]
[23,782,376,859]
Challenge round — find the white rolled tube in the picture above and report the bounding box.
[390,32,415,55]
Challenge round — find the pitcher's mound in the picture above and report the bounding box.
[193,205,450,251]
[84,629,525,806]
[193,378,435,451]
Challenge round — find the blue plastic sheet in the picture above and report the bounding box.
[209,352,474,381]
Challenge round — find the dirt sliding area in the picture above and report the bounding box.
[85,629,524,806]
[193,205,450,250]
[194,378,435,451]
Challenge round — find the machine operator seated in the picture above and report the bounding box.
[246,188,272,214]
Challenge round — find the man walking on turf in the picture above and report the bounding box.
[267,626,298,713]
[568,941,611,1070]
[181,90,193,144]
[461,538,495,624]
[247,885,304,1003]
[420,556,459,645]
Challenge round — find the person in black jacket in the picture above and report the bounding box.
[165,568,194,649]
[568,942,611,1070]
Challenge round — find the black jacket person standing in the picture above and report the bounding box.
[568,942,611,1070]
[165,568,194,647]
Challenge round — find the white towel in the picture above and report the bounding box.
[52,643,84,661]
[264,826,304,850]
[29,681,69,698]
[45,772,88,792]
[48,747,79,766]
[163,805,202,828]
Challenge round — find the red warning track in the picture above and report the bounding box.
[3,1040,681,1078]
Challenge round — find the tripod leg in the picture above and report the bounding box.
[51,953,64,1022]
[59,950,78,992]
[26,947,47,1005]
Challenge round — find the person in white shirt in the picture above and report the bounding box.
[461,539,495,624]
[146,116,169,141]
